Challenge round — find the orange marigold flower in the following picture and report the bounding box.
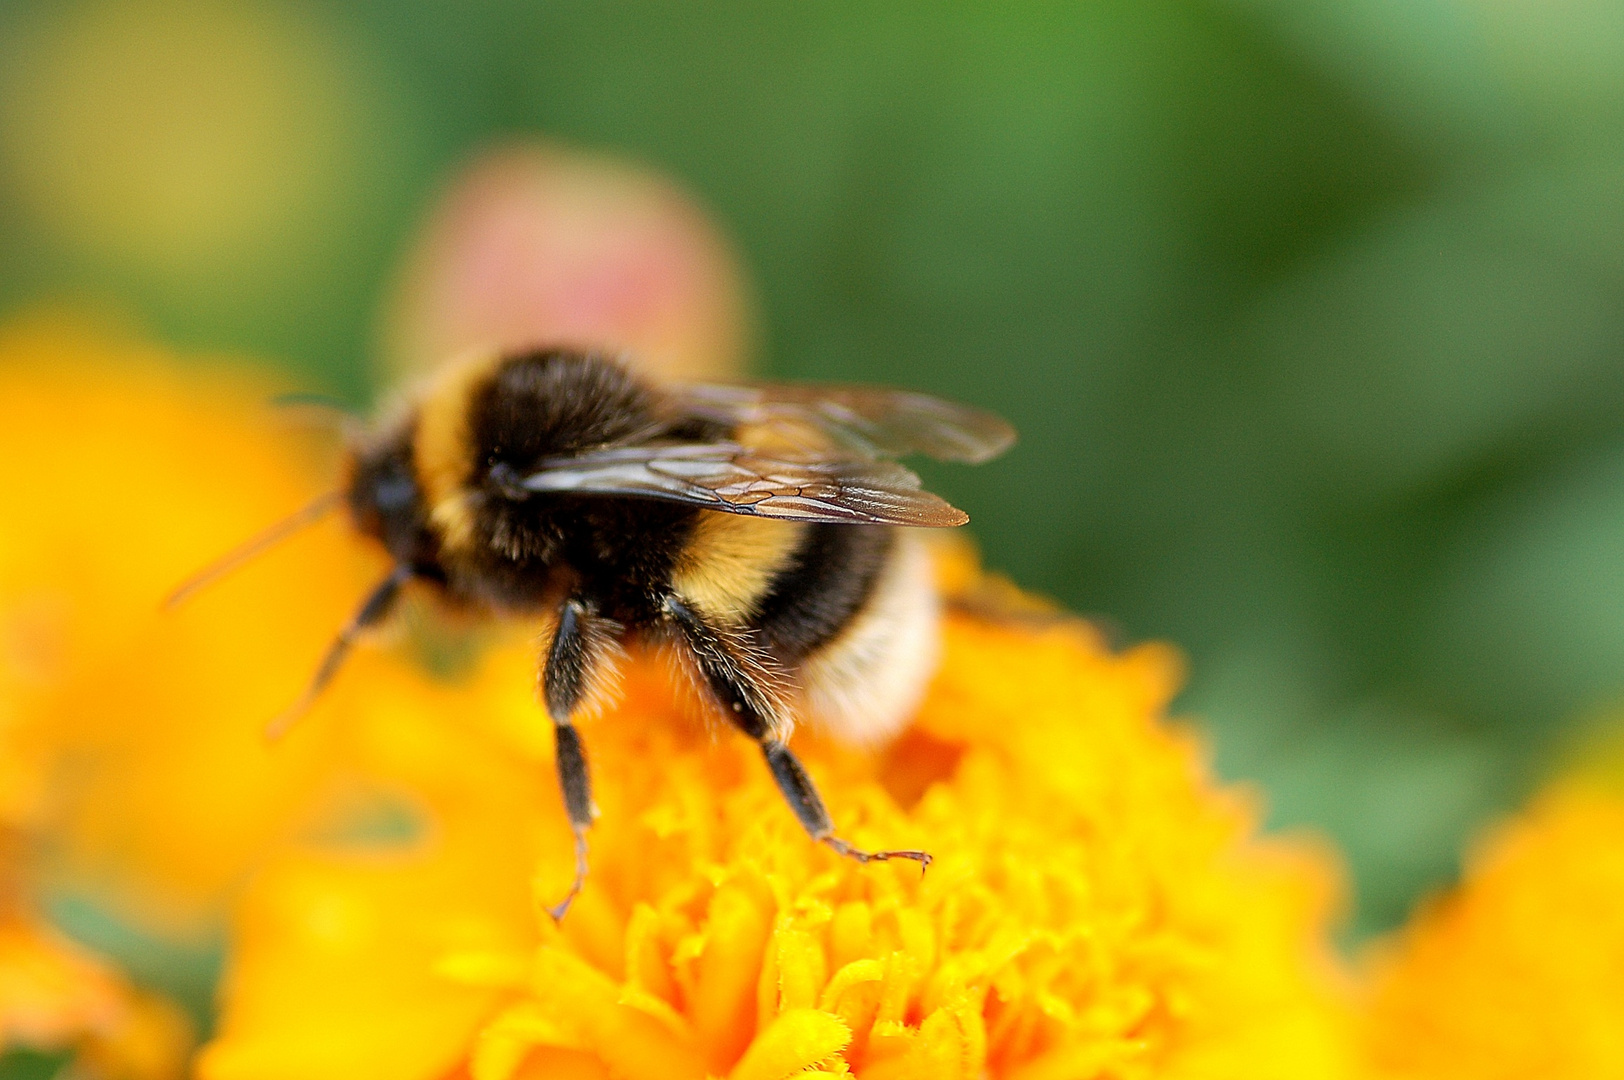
[200,586,1357,1079]
[1362,783,1624,1080]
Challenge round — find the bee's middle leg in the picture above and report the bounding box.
[661,594,931,872]
[540,595,613,920]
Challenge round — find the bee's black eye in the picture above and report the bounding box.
[372,474,416,512]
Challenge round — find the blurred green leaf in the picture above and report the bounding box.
[1424,446,1624,731]
[0,1049,72,1080]
[1248,191,1624,497]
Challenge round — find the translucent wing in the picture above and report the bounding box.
[518,443,969,526]
[674,383,1015,464]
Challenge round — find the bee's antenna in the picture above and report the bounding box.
[268,392,365,438]
[162,491,344,610]
[269,391,355,413]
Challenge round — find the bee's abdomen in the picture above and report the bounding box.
[753,524,894,664]
[795,530,939,744]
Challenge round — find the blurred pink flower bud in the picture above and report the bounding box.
[380,144,751,385]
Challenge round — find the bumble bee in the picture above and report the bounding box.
[180,347,1013,918]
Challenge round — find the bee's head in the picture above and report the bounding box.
[345,420,439,575]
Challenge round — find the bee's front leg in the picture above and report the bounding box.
[267,566,411,740]
[540,595,616,921]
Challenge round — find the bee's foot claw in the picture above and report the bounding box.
[822,836,932,872]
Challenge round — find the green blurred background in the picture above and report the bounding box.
[4,0,1624,952]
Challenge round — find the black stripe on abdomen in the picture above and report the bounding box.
[752,524,894,665]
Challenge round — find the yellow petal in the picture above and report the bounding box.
[512,1047,613,1080]
[688,878,773,1072]
[861,1004,979,1080]
[529,946,707,1080]
[728,1008,850,1080]
[757,919,828,1022]
[826,903,872,974]
[437,949,532,989]
[618,984,694,1041]
[1365,786,1624,1080]
[470,1001,583,1080]
[816,960,884,1064]
[624,902,679,1007]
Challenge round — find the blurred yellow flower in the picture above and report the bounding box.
[0,888,191,1079]
[1363,782,1624,1080]
[0,316,386,930]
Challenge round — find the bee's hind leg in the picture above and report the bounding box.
[540,596,616,921]
[661,594,931,874]
[761,740,931,872]
[547,723,593,921]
